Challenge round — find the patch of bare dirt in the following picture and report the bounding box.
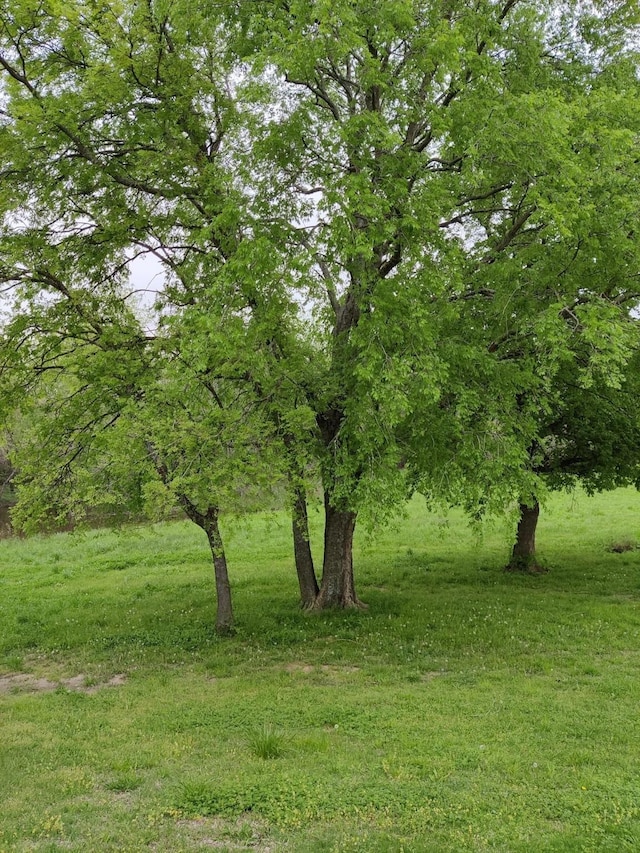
[0,672,127,695]
[283,662,315,674]
[421,670,446,682]
[174,816,276,851]
[284,662,360,675]
[0,673,56,693]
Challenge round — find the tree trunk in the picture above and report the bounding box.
[145,445,234,634]
[179,498,234,635]
[312,492,364,610]
[0,502,12,538]
[203,510,234,635]
[292,485,319,608]
[507,500,541,572]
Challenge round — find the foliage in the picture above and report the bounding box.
[0,0,639,606]
[534,356,640,494]
[4,354,283,533]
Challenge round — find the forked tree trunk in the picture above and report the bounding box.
[312,492,364,610]
[292,485,319,608]
[507,500,540,572]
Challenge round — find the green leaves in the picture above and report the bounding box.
[1,0,639,549]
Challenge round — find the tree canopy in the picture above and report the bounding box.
[1,0,639,621]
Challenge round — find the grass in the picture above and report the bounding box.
[1,488,640,851]
[249,724,288,760]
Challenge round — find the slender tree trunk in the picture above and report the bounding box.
[292,485,319,608]
[145,444,234,634]
[202,509,234,635]
[312,491,364,610]
[507,500,541,572]
[179,498,234,635]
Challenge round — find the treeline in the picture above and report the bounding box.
[1,0,640,632]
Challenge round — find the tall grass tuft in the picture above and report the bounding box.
[248,724,286,760]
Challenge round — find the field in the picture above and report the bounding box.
[1,488,640,852]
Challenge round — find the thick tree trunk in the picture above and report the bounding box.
[0,502,12,538]
[292,485,319,608]
[507,500,541,572]
[312,492,364,610]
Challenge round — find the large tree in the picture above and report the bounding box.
[1,0,639,612]
[239,0,640,601]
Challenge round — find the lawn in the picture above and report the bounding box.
[1,488,640,852]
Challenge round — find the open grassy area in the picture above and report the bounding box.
[1,488,640,852]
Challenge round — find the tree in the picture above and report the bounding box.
[1,0,639,613]
[395,11,640,566]
[505,354,640,571]
[235,0,640,603]
[2,301,285,634]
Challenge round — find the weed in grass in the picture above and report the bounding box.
[175,780,240,818]
[608,540,638,553]
[33,813,64,840]
[59,767,94,795]
[249,724,287,759]
[104,772,142,792]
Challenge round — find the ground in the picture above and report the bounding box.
[1,489,640,851]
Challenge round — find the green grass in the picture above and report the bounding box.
[249,724,288,760]
[1,488,640,851]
